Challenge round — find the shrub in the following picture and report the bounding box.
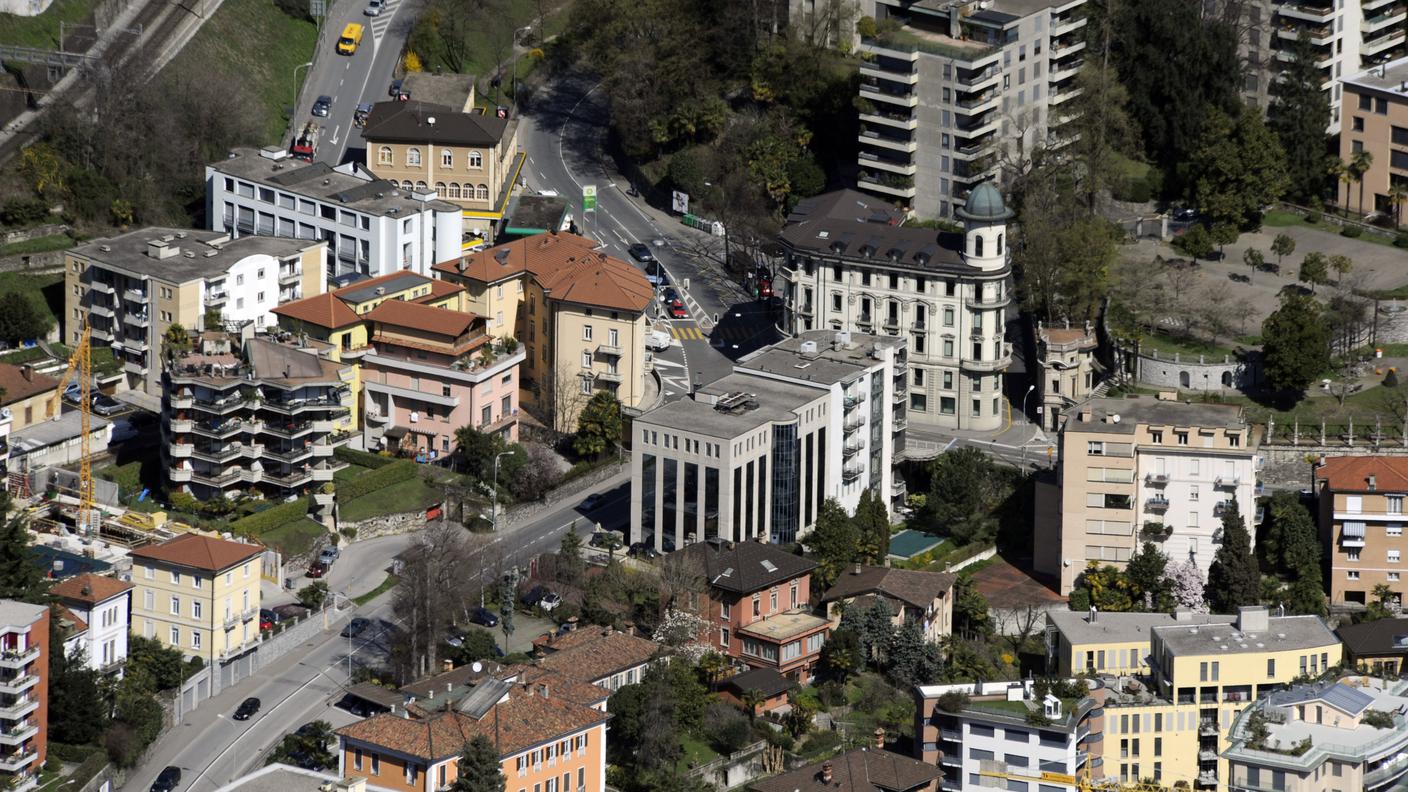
[335,460,417,502]
[1386,369,1400,388]
[0,197,50,227]
[1363,709,1395,729]
[1341,225,1362,238]
[936,691,970,713]
[231,497,312,536]
[704,703,752,753]
[69,749,109,788]
[1304,211,1321,224]
[272,0,310,21]
[1394,233,1408,249]
[1114,176,1152,203]
[335,446,396,469]
[49,742,103,763]
[800,729,842,757]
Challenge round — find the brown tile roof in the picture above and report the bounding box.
[0,363,59,408]
[130,533,263,572]
[50,573,133,604]
[1317,456,1408,493]
[366,300,480,338]
[413,279,464,304]
[670,539,817,596]
[820,566,955,611]
[535,628,659,685]
[271,293,361,330]
[433,232,651,313]
[1040,326,1096,345]
[749,748,942,792]
[53,604,87,635]
[336,685,608,761]
[504,665,610,708]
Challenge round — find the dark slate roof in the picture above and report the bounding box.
[750,747,942,792]
[777,190,973,273]
[1338,618,1408,657]
[1269,682,1375,716]
[670,539,817,595]
[363,101,510,147]
[820,565,956,610]
[724,667,795,699]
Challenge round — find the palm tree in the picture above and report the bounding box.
[1350,150,1374,218]
[1388,182,1408,228]
[1328,158,1353,217]
[740,687,766,722]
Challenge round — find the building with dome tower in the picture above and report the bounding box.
[776,184,1013,433]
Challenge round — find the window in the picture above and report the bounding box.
[1391,496,1404,514]
[477,184,490,200]
[469,151,483,169]
[1267,658,1275,677]
[170,570,181,584]
[1390,550,1401,563]
[752,595,761,617]
[581,351,592,369]
[192,601,202,619]
[1348,570,1361,580]
[191,630,201,649]
[170,596,180,615]
[583,325,593,341]
[579,379,592,395]
[441,150,453,167]
[407,148,422,166]
[371,755,379,775]
[1388,524,1402,536]
[377,146,393,165]
[769,589,778,611]
[1347,549,1361,561]
[1176,432,1188,445]
[170,626,180,645]
[1088,442,1105,455]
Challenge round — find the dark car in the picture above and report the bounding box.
[259,608,278,631]
[311,95,332,117]
[628,541,660,560]
[341,616,371,638]
[469,606,499,627]
[272,603,310,621]
[580,493,603,511]
[151,766,181,792]
[627,243,654,263]
[91,394,125,416]
[1172,207,1198,222]
[669,299,688,319]
[335,694,377,717]
[306,561,328,578]
[661,287,678,304]
[588,530,617,549]
[233,697,261,721]
[295,721,326,738]
[521,585,548,607]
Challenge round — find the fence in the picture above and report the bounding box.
[687,739,769,789]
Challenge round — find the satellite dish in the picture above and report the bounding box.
[471,661,483,673]
[427,116,436,125]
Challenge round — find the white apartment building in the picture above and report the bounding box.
[778,185,1013,432]
[1038,396,1260,595]
[206,147,462,280]
[49,573,131,674]
[855,0,1086,217]
[630,331,905,550]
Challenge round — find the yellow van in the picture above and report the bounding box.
[336,23,364,55]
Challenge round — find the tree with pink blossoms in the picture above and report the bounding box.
[1166,560,1209,613]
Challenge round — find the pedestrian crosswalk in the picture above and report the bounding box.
[670,325,705,341]
[369,0,399,39]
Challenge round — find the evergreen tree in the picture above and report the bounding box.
[0,293,48,346]
[1299,252,1329,292]
[1190,106,1289,229]
[451,735,505,792]
[1125,542,1169,606]
[819,626,861,681]
[47,638,110,745]
[1269,31,1332,202]
[952,574,993,640]
[853,488,891,564]
[806,498,862,589]
[885,621,941,688]
[1206,501,1261,613]
[573,392,623,457]
[556,529,584,586]
[0,491,46,604]
[1261,293,1331,396]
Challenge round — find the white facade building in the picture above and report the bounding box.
[50,573,132,674]
[206,147,462,280]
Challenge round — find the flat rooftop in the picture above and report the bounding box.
[1048,610,1235,647]
[0,600,46,629]
[737,330,902,388]
[1154,615,1337,657]
[1343,55,1408,97]
[8,411,111,453]
[1062,395,1246,435]
[634,371,824,439]
[1255,677,1408,756]
[214,148,458,217]
[72,228,316,283]
[738,612,830,642]
[505,195,569,235]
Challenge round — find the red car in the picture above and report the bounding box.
[306,561,328,578]
[669,299,688,319]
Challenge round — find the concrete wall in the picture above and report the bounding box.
[1121,345,1259,392]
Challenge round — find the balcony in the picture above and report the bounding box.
[893,416,908,431]
[123,311,150,328]
[0,696,37,720]
[859,80,918,109]
[0,722,36,746]
[842,463,864,483]
[1195,771,1218,788]
[858,130,918,154]
[0,648,38,669]
[242,607,258,622]
[954,114,1000,140]
[1049,84,1083,105]
[0,749,37,772]
[123,287,147,303]
[856,172,915,198]
[955,68,1000,91]
[844,392,868,410]
[843,441,864,458]
[1362,28,1407,55]
[260,421,315,439]
[123,359,148,375]
[1145,497,1170,514]
[0,675,36,696]
[263,468,313,488]
[1050,58,1083,82]
[858,151,917,176]
[278,268,301,285]
[596,370,624,384]
[1277,22,1333,42]
[89,280,114,295]
[1213,501,1236,518]
[859,62,918,85]
[1050,39,1086,59]
[217,634,262,662]
[88,303,114,319]
[844,415,865,433]
[965,293,1011,310]
[1277,2,1334,21]
[192,394,250,414]
[954,92,999,115]
[169,442,193,459]
[1052,12,1086,36]
[1214,475,1240,488]
[191,469,242,488]
[169,467,193,483]
[223,614,238,631]
[859,110,917,130]
[596,343,624,357]
[206,289,228,305]
[961,343,1013,372]
[1146,472,1169,485]
[952,141,991,160]
[264,444,313,463]
[311,464,337,482]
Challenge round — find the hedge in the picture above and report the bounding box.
[49,742,104,763]
[335,446,397,469]
[231,496,313,537]
[69,749,109,789]
[336,460,417,503]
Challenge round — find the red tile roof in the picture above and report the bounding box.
[130,533,263,572]
[271,293,361,330]
[413,279,464,304]
[433,232,651,313]
[366,300,480,338]
[535,628,659,685]
[0,363,59,408]
[54,604,87,635]
[1317,456,1408,493]
[50,573,133,604]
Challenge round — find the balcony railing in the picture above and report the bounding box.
[0,648,38,668]
[0,675,37,696]
[1146,472,1170,485]
[0,748,37,771]
[1145,497,1170,514]
[1214,475,1240,488]
[0,721,36,745]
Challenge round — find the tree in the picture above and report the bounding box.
[267,721,336,770]
[557,529,584,585]
[1173,224,1214,262]
[1166,561,1208,613]
[1206,501,1261,613]
[1210,222,1239,259]
[297,581,329,610]
[452,425,506,481]
[1125,542,1169,606]
[1261,492,1327,617]
[573,392,623,458]
[1261,293,1331,396]
[447,627,501,665]
[1388,181,1408,228]
[886,621,941,689]
[806,498,862,589]
[1363,584,1400,622]
[0,491,47,603]
[126,635,194,690]
[162,323,192,355]
[853,488,891,563]
[498,567,518,649]
[841,598,895,669]
[819,626,862,681]
[1268,31,1332,202]
[1242,248,1265,272]
[0,293,48,346]
[1350,150,1374,217]
[1298,251,1329,292]
[952,574,993,640]
[47,640,109,745]
[1189,106,1288,230]
[1271,233,1296,267]
[509,443,561,501]
[920,448,1012,545]
[393,522,482,679]
[451,735,505,792]
[1329,254,1353,285]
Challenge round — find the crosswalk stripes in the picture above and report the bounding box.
[369,0,399,39]
[670,325,705,341]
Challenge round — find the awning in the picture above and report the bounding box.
[1343,523,1367,538]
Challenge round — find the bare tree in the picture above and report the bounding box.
[393,522,482,678]
[657,551,707,614]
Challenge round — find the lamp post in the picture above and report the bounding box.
[291,61,313,139]
[1021,384,1036,467]
[491,450,514,532]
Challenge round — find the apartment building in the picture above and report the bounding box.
[0,364,58,438]
[1338,57,1408,216]
[854,0,1086,217]
[271,270,466,358]
[1239,0,1408,134]
[362,97,523,243]
[1337,616,1408,674]
[670,539,831,683]
[532,627,660,694]
[1039,395,1260,595]
[206,147,463,279]
[1316,455,1408,608]
[336,678,609,792]
[162,333,355,509]
[1224,675,1408,792]
[913,679,1104,792]
[777,186,1013,432]
[0,601,48,792]
[433,233,652,432]
[64,228,328,395]
[630,331,904,549]
[130,533,264,666]
[1046,608,1237,679]
[1035,320,1100,433]
[49,573,131,674]
[820,565,956,643]
[360,299,525,454]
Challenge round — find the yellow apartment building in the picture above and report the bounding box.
[1046,608,1238,678]
[434,232,652,432]
[1316,456,1408,609]
[129,533,264,665]
[1038,395,1260,595]
[1338,57,1408,218]
[0,364,60,434]
[65,228,327,396]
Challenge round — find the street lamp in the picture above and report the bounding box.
[491,450,514,532]
[291,61,313,131]
[1021,384,1036,467]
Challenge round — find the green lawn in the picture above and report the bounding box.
[1135,330,1235,360]
[334,463,374,483]
[0,272,62,337]
[0,0,99,48]
[1264,210,1399,249]
[0,233,74,257]
[339,475,440,523]
[260,517,326,557]
[48,342,121,376]
[677,733,720,772]
[162,0,318,144]
[0,346,49,366]
[353,574,399,605]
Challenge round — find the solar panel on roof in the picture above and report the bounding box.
[458,678,512,719]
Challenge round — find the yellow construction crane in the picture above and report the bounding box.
[51,325,97,536]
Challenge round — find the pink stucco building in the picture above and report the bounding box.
[361,300,524,459]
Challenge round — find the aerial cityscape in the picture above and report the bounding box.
[0,0,1407,791]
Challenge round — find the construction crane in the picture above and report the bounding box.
[51,325,97,536]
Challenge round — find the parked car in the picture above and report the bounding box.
[341,617,371,638]
[233,697,261,720]
[539,592,562,611]
[306,561,328,578]
[1172,207,1198,222]
[628,243,654,263]
[272,603,310,622]
[580,493,603,511]
[469,606,499,627]
[589,530,621,550]
[628,542,659,560]
[334,694,377,717]
[647,329,671,351]
[363,0,385,14]
[318,546,340,566]
[259,608,279,631]
[388,79,407,99]
[62,385,82,405]
[311,95,332,117]
[661,287,679,304]
[668,299,688,319]
[91,394,125,416]
[521,585,549,607]
[151,767,181,792]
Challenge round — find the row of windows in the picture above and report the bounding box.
[640,430,720,458]
[223,177,373,229]
[376,146,486,170]
[514,734,590,775]
[141,562,252,584]
[143,588,251,617]
[1145,429,1243,448]
[909,393,999,417]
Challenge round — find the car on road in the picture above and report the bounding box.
[628,542,660,560]
[318,546,340,566]
[306,561,328,578]
[647,329,671,351]
[661,287,678,304]
[336,23,364,55]
[311,95,332,117]
[91,393,124,416]
[668,299,688,319]
[1228,273,1252,283]
[341,617,371,638]
[580,493,603,511]
[233,697,261,721]
[628,243,655,263]
[469,606,499,627]
[151,767,181,792]
[539,592,562,611]
[388,79,408,99]
[364,0,385,14]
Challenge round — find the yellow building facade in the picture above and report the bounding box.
[129,534,264,665]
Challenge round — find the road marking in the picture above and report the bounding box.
[611,229,627,244]
[330,125,341,145]
[670,326,704,341]
[652,358,684,369]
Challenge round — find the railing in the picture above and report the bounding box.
[0,648,38,666]
[1145,498,1170,513]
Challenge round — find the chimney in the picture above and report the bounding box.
[337,778,367,792]
[1173,607,1192,622]
[821,762,834,784]
[1369,474,1378,491]
[1237,605,1269,634]
[874,727,885,748]
[539,683,550,699]
[19,365,33,383]
[1088,606,1097,623]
